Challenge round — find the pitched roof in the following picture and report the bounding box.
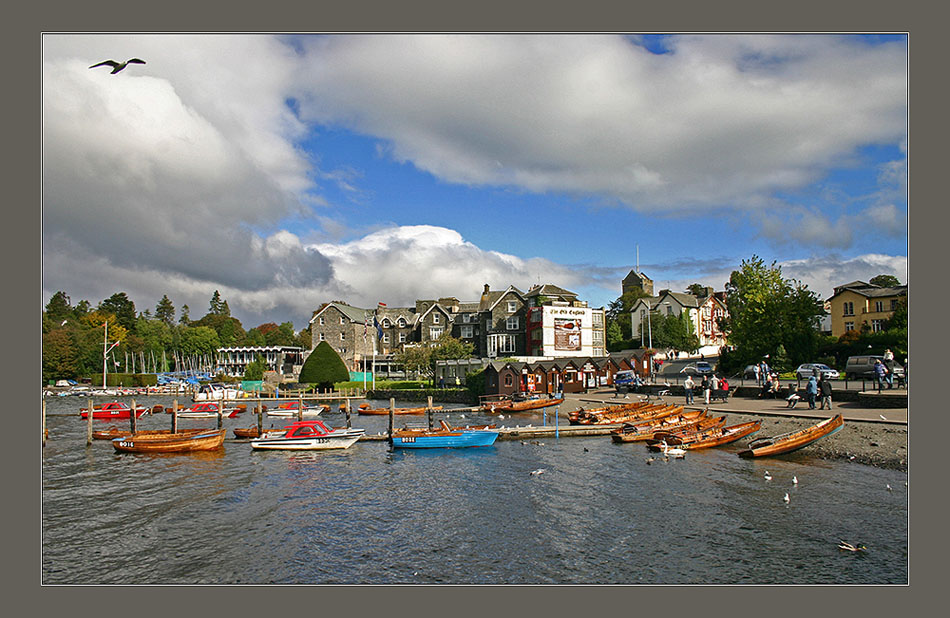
[829,282,907,300]
[525,284,577,299]
[311,302,371,324]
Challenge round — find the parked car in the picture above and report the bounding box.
[680,361,714,376]
[742,365,759,379]
[844,355,905,380]
[613,370,640,394]
[795,363,840,381]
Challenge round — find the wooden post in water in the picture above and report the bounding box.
[257,398,263,436]
[171,399,179,433]
[130,398,137,434]
[217,399,224,429]
[344,398,351,429]
[298,391,303,422]
[86,396,93,446]
[388,397,395,448]
[42,399,47,447]
[427,395,433,430]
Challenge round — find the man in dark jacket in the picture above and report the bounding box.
[819,375,833,410]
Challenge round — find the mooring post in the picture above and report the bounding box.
[298,392,303,422]
[172,399,178,433]
[86,396,93,446]
[388,397,395,448]
[217,398,224,429]
[257,398,263,435]
[555,404,559,439]
[130,398,137,434]
[345,398,351,429]
[427,395,433,430]
[43,398,47,447]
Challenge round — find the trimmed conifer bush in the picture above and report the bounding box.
[298,342,350,390]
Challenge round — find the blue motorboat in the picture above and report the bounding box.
[391,420,499,449]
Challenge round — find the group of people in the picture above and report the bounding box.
[683,373,729,405]
[785,371,834,410]
[875,349,897,390]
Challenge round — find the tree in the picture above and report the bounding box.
[298,341,350,390]
[179,326,220,356]
[99,292,137,331]
[45,291,72,324]
[244,328,267,347]
[686,283,707,296]
[155,295,175,326]
[43,329,78,382]
[296,327,312,350]
[395,345,434,379]
[720,256,824,373]
[884,297,907,332]
[869,274,901,288]
[606,288,650,340]
[208,290,230,316]
[192,313,246,347]
[243,355,268,381]
[179,304,191,324]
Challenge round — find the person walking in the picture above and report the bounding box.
[874,359,888,391]
[819,375,833,410]
[702,374,711,405]
[753,363,761,385]
[684,375,695,405]
[805,374,818,409]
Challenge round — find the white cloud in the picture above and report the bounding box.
[294,34,906,212]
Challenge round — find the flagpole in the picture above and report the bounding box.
[103,320,107,388]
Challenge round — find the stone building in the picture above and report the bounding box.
[622,269,654,297]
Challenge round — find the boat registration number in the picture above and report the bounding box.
[402,437,415,443]
[118,441,134,447]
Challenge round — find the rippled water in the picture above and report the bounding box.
[42,395,907,584]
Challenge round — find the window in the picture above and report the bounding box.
[340,332,345,340]
[507,301,517,313]
[460,325,474,339]
[462,314,471,323]
[488,334,516,356]
[874,301,884,313]
[382,318,391,328]
[382,334,390,343]
[319,333,325,341]
[891,299,898,311]
[340,316,346,324]
[871,319,885,332]
[433,313,440,324]
[318,317,325,325]
[844,321,854,332]
[398,318,407,327]
[667,306,674,315]
[504,374,513,387]
[507,316,519,330]
[430,327,444,340]
[843,302,854,316]
[398,333,407,343]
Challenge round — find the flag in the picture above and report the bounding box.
[378,302,387,307]
[374,315,383,340]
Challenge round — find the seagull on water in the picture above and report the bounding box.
[784,492,790,504]
[89,58,146,74]
[764,471,772,481]
[887,484,893,491]
[645,457,655,465]
[530,468,546,476]
[498,414,505,420]
[792,476,798,485]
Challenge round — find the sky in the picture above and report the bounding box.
[42,34,908,331]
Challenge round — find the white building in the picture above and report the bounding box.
[526,304,606,358]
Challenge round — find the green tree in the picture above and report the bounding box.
[606,288,650,340]
[686,283,707,296]
[43,328,78,382]
[296,327,312,350]
[99,292,137,331]
[243,355,268,381]
[869,274,901,288]
[884,297,907,332]
[209,290,230,316]
[298,341,350,390]
[192,313,246,346]
[244,327,267,347]
[45,291,73,324]
[179,326,220,356]
[75,299,91,317]
[720,256,824,372]
[179,304,191,324]
[155,295,175,326]
[395,345,434,379]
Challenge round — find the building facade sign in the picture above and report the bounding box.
[554,318,582,351]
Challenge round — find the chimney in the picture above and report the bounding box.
[483,284,490,295]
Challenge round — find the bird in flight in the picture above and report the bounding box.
[89,58,146,74]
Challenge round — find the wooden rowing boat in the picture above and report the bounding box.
[92,426,175,441]
[358,405,443,415]
[569,401,652,424]
[647,420,762,451]
[233,426,265,439]
[111,428,226,453]
[738,414,844,458]
[611,413,724,443]
[488,397,564,413]
[580,404,684,426]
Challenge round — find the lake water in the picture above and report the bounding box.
[42,395,907,584]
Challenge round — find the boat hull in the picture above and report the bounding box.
[392,430,498,449]
[250,430,364,450]
[112,429,226,453]
[358,406,442,415]
[490,398,564,413]
[738,414,844,458]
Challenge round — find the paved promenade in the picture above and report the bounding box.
[570,388,908,425]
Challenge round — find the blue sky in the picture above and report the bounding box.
[43,34,907,329]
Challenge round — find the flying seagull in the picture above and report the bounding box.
[89,58,146,74]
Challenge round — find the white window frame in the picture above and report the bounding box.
[871,319,885,332]
[433,313,440,324]
[340,332,345,341]
[875,301,884,313]
[460,325,474,339]
[398,333,407,343]
[382,334,390,343]
[845,321,855,332]
[398,318,407,327]
[507,301,517,313]
[319,333,325,341]
[430,327,444,340]
[506,316,519,330]
[318,317,325,326]
[340,316,346,324]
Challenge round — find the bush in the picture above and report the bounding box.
[298,342,350,389]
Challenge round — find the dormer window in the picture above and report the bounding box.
[433,314,440,324]
[382,318,391,328]
[507,301,517,313]
[398,318,407,328]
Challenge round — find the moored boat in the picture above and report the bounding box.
[250,420,365,450]
[93,426,174,440]
[193,382,248,401]
[357,404,443,415]
[111,428,226,453]
[647,420,762,451]
[233,426,265,439]
[266,401,328,418]
[611,412,723,443]
[79,401,148,420]
[391,419,498,449]
[175,401,242,418]
[738,414,844,458]
[488,397,564,413]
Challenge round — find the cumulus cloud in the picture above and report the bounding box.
[294,34,906,212]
